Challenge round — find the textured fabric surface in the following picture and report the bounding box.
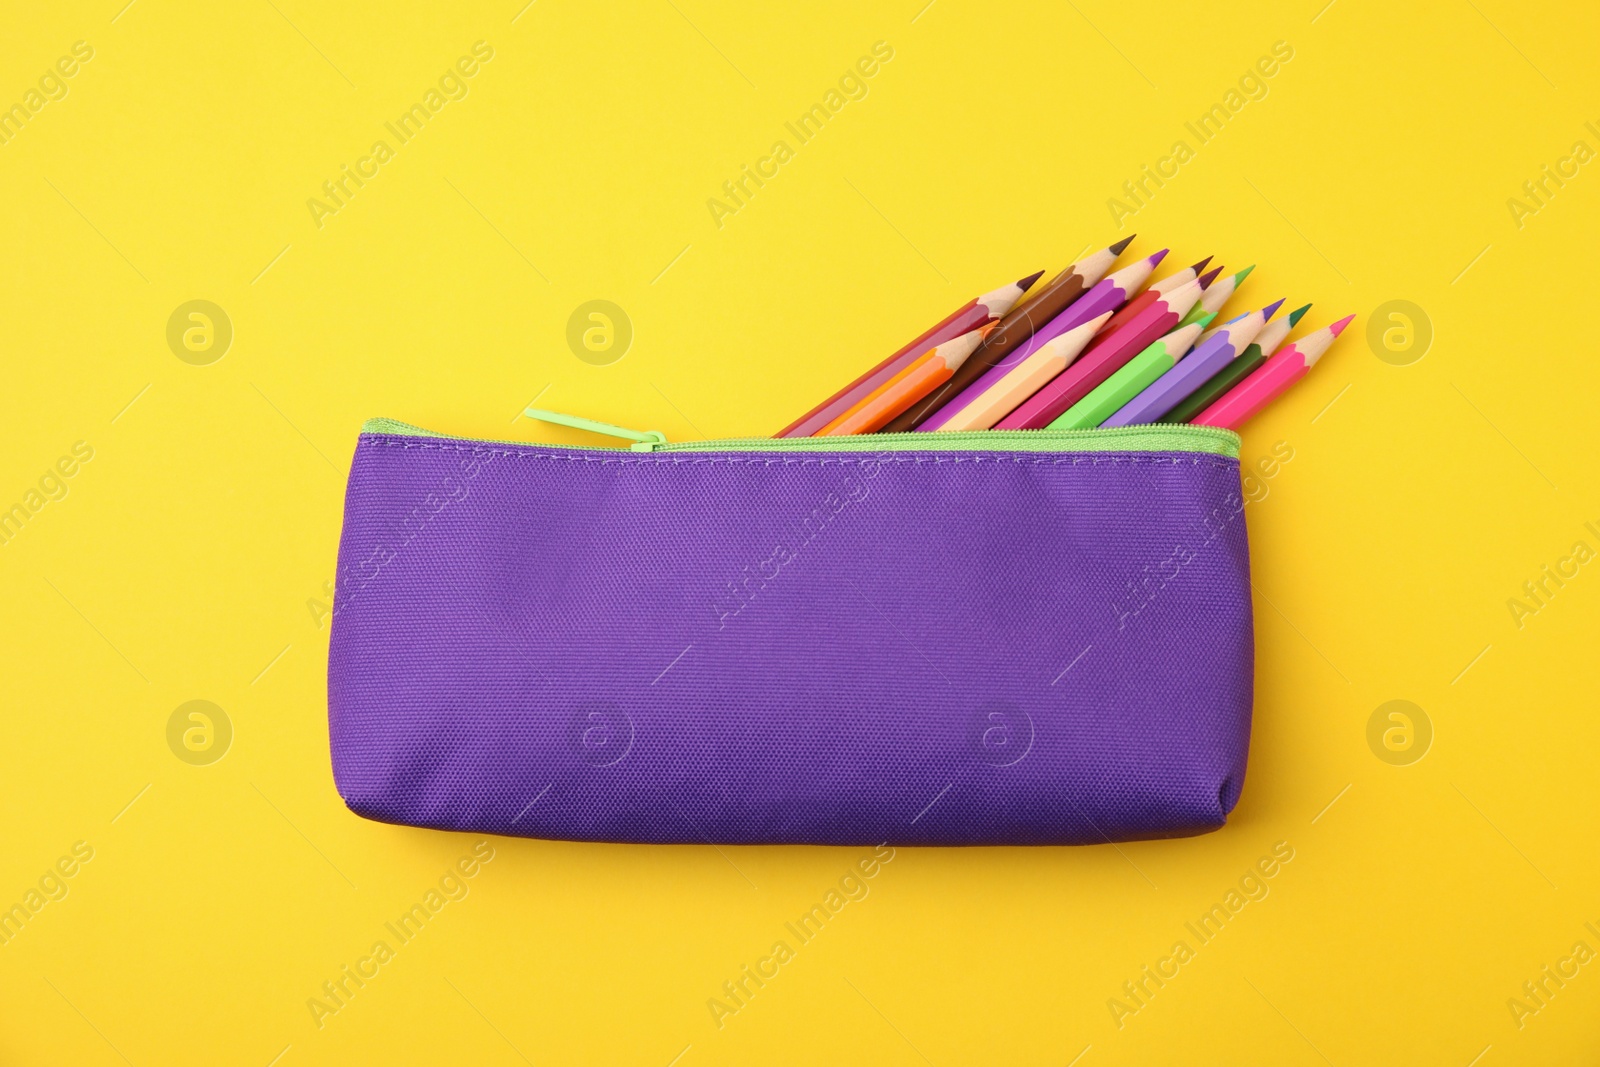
[327,432,1255,845]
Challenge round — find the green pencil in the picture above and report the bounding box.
[1178,265,1254,329]
[1046,316,1214,430]
[1160,303,1310,424]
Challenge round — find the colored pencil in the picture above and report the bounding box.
[776,270,1044,437]
[916,250,1167,432]
[1159,303,1309,424]
[889,246,1164,435]
[1096,256,1211,337]
[1047,318,1213,430]
[1179,264,1253,330]
[996,276,1206,430]
[1192,315,1355,430]
[933,313,1113,432]
[1103,300,1284,427]
[817,326,989,436]
[1174,265,1224,343]
[1007,235,1136,327]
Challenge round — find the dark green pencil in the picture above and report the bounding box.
[1161,303,1310,423]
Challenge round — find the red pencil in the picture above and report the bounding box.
[775,271,1044,437]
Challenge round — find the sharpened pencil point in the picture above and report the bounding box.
[1194,312,1216,328]
[1146,248,1170,266]
[1329,314,1356,336]
[1197,266,1223,289]
[1188,256,1212,275]
[1016,269,1046,290]
[1233,264,1256,284]
[1109,235,1136,255]
[1262,298,1284,319]
[1288,303,1312,326]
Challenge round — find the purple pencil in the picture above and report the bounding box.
[1101,300,1284,427]
[918,250,1168,432]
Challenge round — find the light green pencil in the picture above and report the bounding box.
[1046,316,1214,430]
[1178,265,1254,329]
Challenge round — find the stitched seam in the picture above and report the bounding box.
[355,435,1238,469]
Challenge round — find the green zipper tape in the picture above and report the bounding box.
[361,412,1241,458]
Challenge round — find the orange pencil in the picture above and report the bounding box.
[776,269,1044,437]
[817,326,989,436]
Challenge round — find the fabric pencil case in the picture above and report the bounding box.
[327,416,1254,846]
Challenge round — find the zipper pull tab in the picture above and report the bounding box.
[522,407,668,452]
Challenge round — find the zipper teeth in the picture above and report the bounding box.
[656,426,1238,451]
[360,417,1239,454]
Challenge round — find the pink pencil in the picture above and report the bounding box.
[1191,315,1355,430]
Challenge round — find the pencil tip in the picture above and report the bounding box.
[1262,298,1285,319]
[1233,264,1256,283]
[1197,266,1223,289]
[1189,255,1213,275]
[1017,269,1046,290]
[1288,303,1312,326]
[1080,310,1115,333]
[1108,235,1136,254]
[1329,314,1356,336]
[1147,248,1170,266]
[1193,312,1216,329]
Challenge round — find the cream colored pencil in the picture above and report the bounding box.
[933,313,1113,432]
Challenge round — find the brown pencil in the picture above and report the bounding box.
[878,236,1135,433]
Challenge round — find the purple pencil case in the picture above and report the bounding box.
[327,416,1254,846]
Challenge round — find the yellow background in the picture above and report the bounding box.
[3,0,1597,1062]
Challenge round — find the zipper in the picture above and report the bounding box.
[360,410,1240,458]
